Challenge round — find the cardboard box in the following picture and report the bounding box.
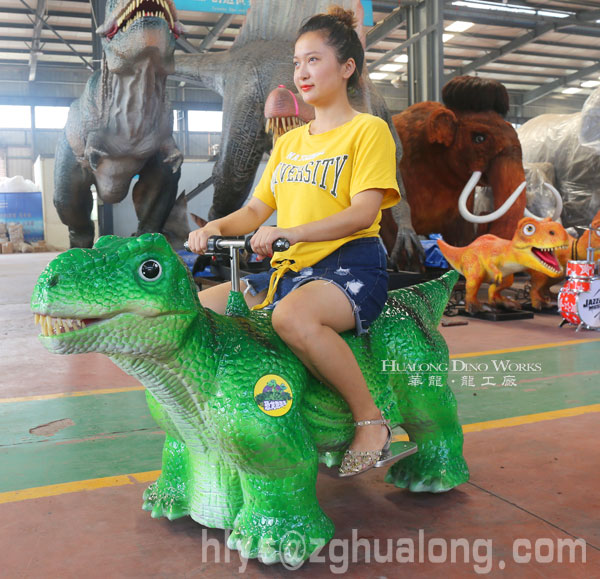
[1,242,14,254]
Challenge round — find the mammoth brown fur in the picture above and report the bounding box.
[392,76,526,247]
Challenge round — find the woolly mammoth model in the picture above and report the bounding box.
[54,0,184,248]
[518,85,600,228]
[393,76,527,247]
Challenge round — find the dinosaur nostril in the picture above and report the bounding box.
[550,230,555,236]
[48,275,59,288]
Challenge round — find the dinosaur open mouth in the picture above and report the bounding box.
[34,314,100,337]
[106,0,177,40]
[531,246,564,274]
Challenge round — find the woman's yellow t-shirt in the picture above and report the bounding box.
[253,112,400,272]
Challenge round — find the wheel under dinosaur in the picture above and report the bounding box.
[31,234,468,565]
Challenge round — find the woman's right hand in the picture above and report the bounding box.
[187,222,222,254]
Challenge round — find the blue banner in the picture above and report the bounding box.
[362,0,373,27]
[176,0,249,14]
[0,192,44,242]
[176,0,374,25]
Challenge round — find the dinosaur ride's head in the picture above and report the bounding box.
[97,0,183,73]
[31,234,199,357]
[512,217,569,278]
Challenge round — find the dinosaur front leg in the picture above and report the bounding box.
[230,469,334,565]
[210,385,334,565]
[53,133,96,248]
[143,391,243,528]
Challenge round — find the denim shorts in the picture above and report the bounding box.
[242,237,388,335]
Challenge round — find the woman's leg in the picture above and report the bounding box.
[198,281,267,314]
[271,280,388,454]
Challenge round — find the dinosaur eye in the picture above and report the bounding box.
[522,223,536,236]
[473,133,486,144]
[138,260,162,281]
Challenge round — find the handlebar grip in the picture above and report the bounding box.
[272,238,290,252]
[244,237,290,253]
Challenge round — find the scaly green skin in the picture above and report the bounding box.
[31,234,468,564]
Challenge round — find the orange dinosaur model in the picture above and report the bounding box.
[529,211,600,309]
[437,217,569,313]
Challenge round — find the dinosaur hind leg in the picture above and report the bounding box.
[489,274,521,310]
[380,313,468,492]
[132,154,180,237]
[53,133,95,248]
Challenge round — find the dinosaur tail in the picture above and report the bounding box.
[436,239,463,274]
[387,270,459,328]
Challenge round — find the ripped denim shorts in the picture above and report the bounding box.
[241,237,388,335]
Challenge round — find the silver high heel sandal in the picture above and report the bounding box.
[338,415,418,478]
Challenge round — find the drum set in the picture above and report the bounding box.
[558,226,600,331]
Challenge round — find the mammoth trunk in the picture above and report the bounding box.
[478,157,527,238]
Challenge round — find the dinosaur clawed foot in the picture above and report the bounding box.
[227,506,334,566]
[142,479,190,521]
[385,442,469,493]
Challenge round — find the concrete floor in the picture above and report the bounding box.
[1,252,599,578]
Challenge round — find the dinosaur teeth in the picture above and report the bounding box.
[34,315,89,337]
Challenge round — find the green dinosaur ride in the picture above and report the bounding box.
[31,233,468,565]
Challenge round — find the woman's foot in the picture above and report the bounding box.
[338,414,392,477]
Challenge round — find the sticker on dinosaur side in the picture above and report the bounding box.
[254,375,293,417]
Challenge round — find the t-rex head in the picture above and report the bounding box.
[96,0,183,73]
[512,217,569,277]
[31,234,199,357]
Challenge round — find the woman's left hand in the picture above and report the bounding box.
[250,226,299,257]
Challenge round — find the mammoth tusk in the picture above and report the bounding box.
[459,172,527,224]
[524,181,563,221]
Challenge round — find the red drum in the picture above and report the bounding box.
[558,287,582,325]
[564,278,592,293]
[566,260,595,279]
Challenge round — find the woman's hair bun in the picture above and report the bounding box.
[327,5,357,29]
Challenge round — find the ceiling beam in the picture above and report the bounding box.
[522,62,600,105]
[197,14,234,52]
[445,7,600,80]
[18,0,92,70]
[365,5,406,48]
[28,0,46,81]
[176,37,200,54]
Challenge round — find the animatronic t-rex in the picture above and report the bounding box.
[174,0,422,268]
[394,76,528,247]
[31,233,468,565]
[438,217,568,313]
[528,210,600,310]
[54,0,184,248]
[518,85,600,228]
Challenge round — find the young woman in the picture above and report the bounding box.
[187,6,402,477]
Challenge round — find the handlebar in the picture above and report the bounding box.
[184,236,290,254]
[183,236,290,293]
